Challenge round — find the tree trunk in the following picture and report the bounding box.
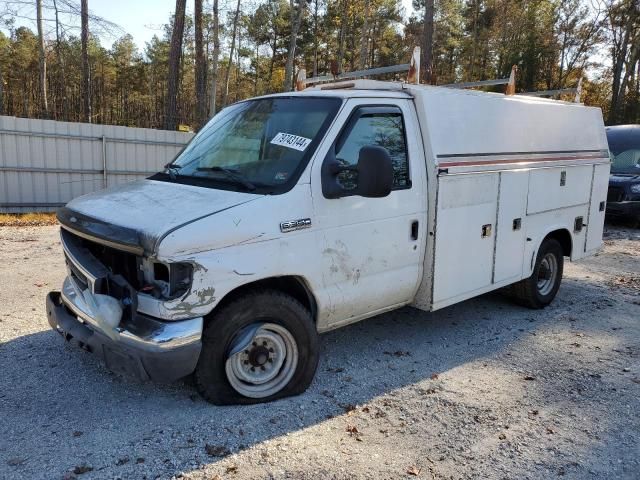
[208,0,220,117]
[0,62,4,115]
[469,0,479,81]
[222,0,241,107]
[81,0,91,122]
[254,41,259,95]
[313,0,319,77]
[268,32,278,89]
[36,0,49,118]
[359,0,370,70]
[284,0,305,92]
[336,0,346,74]
[165,0,187,130]
[52,0,67,119]
[194,0,207,128]
[422,0,435,84]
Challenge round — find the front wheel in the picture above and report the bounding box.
[512,238,564,309]
[195,290,319,405]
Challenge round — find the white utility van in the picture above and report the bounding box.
[47,77,610,404]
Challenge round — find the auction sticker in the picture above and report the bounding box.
[270,132,312,151]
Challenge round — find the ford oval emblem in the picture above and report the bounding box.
[70,216,77,223]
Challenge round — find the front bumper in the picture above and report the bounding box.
[606,200,640,219]
[46,277,203,382]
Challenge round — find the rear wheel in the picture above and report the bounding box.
[195,290,319,405]
[513,238,564,309]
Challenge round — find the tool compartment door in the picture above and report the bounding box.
[585,163,611,254]
[432,173,499,307]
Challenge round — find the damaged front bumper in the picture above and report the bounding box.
[46,277,203,382]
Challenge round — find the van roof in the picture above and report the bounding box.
[259,79,584,106]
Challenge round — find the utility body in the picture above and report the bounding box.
[47,79,610,404]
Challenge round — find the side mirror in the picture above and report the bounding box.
[321,145,394,199]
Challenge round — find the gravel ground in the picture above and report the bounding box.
[0,223,639,480]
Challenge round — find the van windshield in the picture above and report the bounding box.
[154,97,342,193]
[607,127,640,174]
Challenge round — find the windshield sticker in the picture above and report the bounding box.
[270,132,312,151]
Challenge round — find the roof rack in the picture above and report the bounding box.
[296,55,583,103]
[296,47,420,90]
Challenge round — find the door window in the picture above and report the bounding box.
[335,107,410,190]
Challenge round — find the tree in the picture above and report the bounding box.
[359,0,370,69]
[223,0,241,107]
[422,0,435,84]
[283,0,305,91]
[209,0,220,116]
[194,0,207,128]
[604,0,640,123]
[36,0,48,117]
[165,0,187,130]
[81,0,91,122]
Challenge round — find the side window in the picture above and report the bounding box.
[335,107,410,190]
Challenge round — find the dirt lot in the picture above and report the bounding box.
[0,224,639,480]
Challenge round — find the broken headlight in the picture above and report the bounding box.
[142,260,193,299]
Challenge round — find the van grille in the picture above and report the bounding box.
[66,231,143,290]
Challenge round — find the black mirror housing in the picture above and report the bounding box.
[321,145,394,199]
[355,146,394,198]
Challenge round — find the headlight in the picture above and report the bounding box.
[630,183,640,194]
[142,260,193,299]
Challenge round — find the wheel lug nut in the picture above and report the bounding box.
[244,350,249,355]
[252,342,257,347]
[261,366,265,371]
[269,348,274,352]
[244,360,249,365]
[268,358,273,363]
[262,341,267,346]
[250,367,255,372]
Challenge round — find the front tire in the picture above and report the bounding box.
[513,238,564,309]
[195,290,319,405]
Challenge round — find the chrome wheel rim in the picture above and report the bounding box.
[537,253,558,296]
[225,323,298,399]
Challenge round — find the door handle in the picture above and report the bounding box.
[411,221,419,240]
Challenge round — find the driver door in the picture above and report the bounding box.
[310,98,426,328]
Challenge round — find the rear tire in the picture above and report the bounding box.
[513,238,564,309]
[195,290,319,405]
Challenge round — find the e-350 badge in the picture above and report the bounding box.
[280,218,312,233]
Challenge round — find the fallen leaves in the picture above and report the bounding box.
[346,424,363,441]
[407,465,421,476]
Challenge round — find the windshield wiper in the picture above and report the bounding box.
[164,163,181,181]
[196,166,256,191]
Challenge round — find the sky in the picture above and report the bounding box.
[24,0,417,50]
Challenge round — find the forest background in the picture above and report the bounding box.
[0,0,638,132]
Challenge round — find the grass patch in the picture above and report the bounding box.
[0,213,58,227]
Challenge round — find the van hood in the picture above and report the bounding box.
[58,180,261,256]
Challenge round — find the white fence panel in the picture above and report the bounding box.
[0,115,193,213]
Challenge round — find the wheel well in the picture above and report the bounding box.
[209,276,317,323]
[545,229,572,257]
